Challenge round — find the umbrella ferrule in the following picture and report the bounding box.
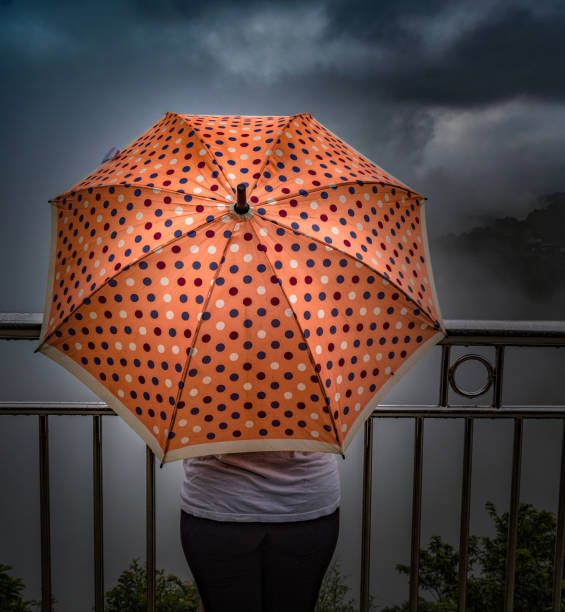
[234,183,250,215]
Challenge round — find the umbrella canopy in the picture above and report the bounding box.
[37,112,444,463]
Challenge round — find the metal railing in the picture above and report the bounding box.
[1,313,565,612]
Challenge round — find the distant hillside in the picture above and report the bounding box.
[430,193,565,319]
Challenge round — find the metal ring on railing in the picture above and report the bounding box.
[448,354,495,398]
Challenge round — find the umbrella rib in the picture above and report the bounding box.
[37,211,228,351]
[255,179,423,207]
[247,113,305,201]
[50,183,231,209]
[160,229,236,465]
[247,220,344,453]
[178,114,236,201]
[255,213,440,330]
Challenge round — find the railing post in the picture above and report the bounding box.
[439,345,451,407]
[457,417,474,612]
[360,418,374,612]
[93,415,104,611]
[38,415,52,612]
[504,417,523,612]
[146,447,156,612]
[493,346,505,408]
[552,418,565,611]
[409,416,424,612]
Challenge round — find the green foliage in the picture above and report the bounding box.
[316,559,378,611]
[103,559,200,612]
[382,501,565,612]
[0,564,40,611]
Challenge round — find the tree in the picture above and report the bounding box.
[0,564,40,611]
[103,559,200,612]
[382,501,565,611]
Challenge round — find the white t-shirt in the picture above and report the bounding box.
[180,451,341,522]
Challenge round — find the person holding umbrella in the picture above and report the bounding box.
[38,112,444,611]
[180,450,340,611]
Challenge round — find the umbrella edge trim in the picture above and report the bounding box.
[37,343,165,461]
[342,330,446,451]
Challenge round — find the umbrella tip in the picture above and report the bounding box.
[234,183,249,215]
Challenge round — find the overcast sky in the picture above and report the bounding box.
[1,0,565,609]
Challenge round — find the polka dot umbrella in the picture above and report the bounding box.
[37,112,445,464]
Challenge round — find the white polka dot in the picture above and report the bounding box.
[118,240,125,248]
[340,341,348,350]
[199,149,207,156]
[243,382,252,391]
[355,402,362,412]
[284,308,293,318]
[153,426,159,435]
[315,345,322,355]
[192,425,201,433]
[230,244,240,252]
[172,345,180,354]
[373,307,381,315]
[310,431,320,438]
[243,253,253,263]
[185,217,194,226]
[334,392,341,401]
[360,307,367,316]
[310,201,318,209]
[298,363,307,371]
[376,353,383,361]
[74,342,82,350]
[245,420,254,428]
[363,354,370,362]
[163,294,172,303]
[89,312,97,319]
[129,342,136,351]
[189,388,198,397]
[290,260,298,268]
[208,245,216,254]
[257,330,267,340]
[139,326,147,335]
[166,311,174,319]
[175,206,183,215]
[216,321,225,330]
[317,309,325,319]
[284,392,293,400]
[289,294,297,304]
[339,195,347,203]
[196,175,204,182]
[179,419,187,427]
[385,367,392,375]
[320,275,329,284]
[181,437,189,444]
[230,353,239,361]
[270,362,279,370]
[157,344,165,353]
[297,383,306,391]
[216,299,225,308]
[257,286,266,295]
[114,342,122,350]
[396,322,403,329]
[336,375,343,384]
[331,227,340,235]
[193,187,202,194]
[119,310,127,318]
[348,291,356,300]
[357,386,364,395]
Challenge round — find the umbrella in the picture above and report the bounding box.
[37,112,445,463]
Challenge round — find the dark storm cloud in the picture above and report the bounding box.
[3,0,565,109]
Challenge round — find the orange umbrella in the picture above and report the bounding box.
[37,112,445,463]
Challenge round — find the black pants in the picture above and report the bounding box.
[180,508,339,612]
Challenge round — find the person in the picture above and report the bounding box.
[180,450,341,612]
